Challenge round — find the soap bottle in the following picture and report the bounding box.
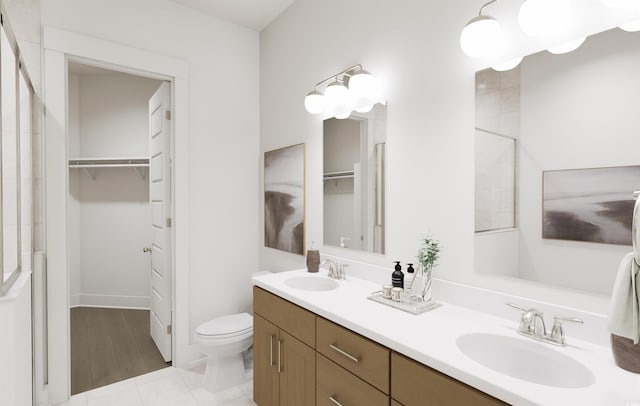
[392,261,404,288]
[405,263,416,292]
[306,242,320,273]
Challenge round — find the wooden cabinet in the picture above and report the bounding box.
[253,286,509,406]
[253,288,316,406]
[317,316,390,393]
[391,352,508,406]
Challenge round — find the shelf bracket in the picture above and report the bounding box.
[132,166,146,180]
[82,167,96,181]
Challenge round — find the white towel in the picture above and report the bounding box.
[608,252,640,344]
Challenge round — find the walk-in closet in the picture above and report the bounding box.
[67,62,169,394]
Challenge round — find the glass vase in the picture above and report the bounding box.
[417,265,433,303]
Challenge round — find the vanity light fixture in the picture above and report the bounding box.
[460,0,504,58]
[303,64,381,117]
[547,36,587,54]
[619,19,640,32]
[491,57,523,71]
[518,0,573,37]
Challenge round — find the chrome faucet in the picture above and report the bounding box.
[506,303,583,346]
[320,259,347,280]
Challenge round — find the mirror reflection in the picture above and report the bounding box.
[323,104,386,254]
[474,28,640,295]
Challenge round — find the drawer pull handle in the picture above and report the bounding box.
[277,339,282,373]
[329,395,343,406]
[269,335,275,367]
[329,344,359,363]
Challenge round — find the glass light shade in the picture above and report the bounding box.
[325,81,349,107]
[304,90,325,114]
[518,0,572,37]
[492,57,523,71]
[601,0,640,9]
[356,104,374,113]
[460,16,503,58]
[349,70,377,97]
[620,19,640,32]
[547,36,586,54]
[334,111,351,119]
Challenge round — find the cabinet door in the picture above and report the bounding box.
[254,315,280,406]
[279,330,316,406]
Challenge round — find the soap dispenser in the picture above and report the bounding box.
[405,263,416,291]
[306,241,320,273]
[392,261,404,288]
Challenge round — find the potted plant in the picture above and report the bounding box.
[416,236,440,302]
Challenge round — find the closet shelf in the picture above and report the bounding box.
[69,157,149,181]
[68,157,149,168]
[323,170,354,181]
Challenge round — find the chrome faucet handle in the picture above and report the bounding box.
[506,303,545,335]
[550,315,584,346]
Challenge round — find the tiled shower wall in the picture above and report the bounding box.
[4,0,43,252]
[474,66,520,232]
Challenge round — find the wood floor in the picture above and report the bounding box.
[70,307,170,395]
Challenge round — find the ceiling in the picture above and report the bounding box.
[169,0,296,31]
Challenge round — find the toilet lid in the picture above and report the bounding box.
[196,312,253,337]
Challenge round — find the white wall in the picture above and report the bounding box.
[259,0,640,312]
[68,72,160,308]
[42,0,260,357]
[517,28,639,295]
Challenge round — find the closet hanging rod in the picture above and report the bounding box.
[68,157,149,167]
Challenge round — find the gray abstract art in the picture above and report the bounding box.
[543,166,640,245]
[264,143,305,255]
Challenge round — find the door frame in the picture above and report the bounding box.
[43,27,190,405]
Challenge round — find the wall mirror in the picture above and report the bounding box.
[323,104,386,254]
[474,27,640,295]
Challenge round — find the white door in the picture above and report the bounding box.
[149,82,172,362]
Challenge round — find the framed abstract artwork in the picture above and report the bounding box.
[264,143,305,255]
[543,165,640,245]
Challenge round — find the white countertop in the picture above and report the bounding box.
[252,269,640,406]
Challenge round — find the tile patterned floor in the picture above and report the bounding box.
[58,365,256,406]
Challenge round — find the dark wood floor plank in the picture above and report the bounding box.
[70,307,170,395]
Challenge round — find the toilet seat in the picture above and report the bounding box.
[196,312,253,340]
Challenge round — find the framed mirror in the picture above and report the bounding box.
[474,27,640,295]
[323,104,386,254]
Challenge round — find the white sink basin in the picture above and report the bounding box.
[284,276,339,292]
[456,333,595,388]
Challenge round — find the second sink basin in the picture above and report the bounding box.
[284,276,339,291]
[456,333,595,388]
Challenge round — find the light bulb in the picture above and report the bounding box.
[335,111,351,119]
[620,19,640,32]
[325,81,349,108]
[356,104,374,113]
[460,16,503,58]
[304,90,325,114]
[349,70,377,97]
[547,37,586,54]
[492,57,523,71]
[519,0,572,37]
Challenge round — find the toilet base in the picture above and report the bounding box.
[203,353,248,393]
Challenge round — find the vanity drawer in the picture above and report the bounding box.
[316,316,390,393]
[317,353,389,406]
[253,287,316,348]
[391,352,508,406]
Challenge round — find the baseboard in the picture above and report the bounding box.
[70,294,150,310]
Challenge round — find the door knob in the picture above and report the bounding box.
[143,247,151,253]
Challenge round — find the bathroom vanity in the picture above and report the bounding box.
[252,269,640,406]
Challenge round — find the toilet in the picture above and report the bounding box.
[195,312,253,393]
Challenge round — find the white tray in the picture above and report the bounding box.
[367,292,442,315]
